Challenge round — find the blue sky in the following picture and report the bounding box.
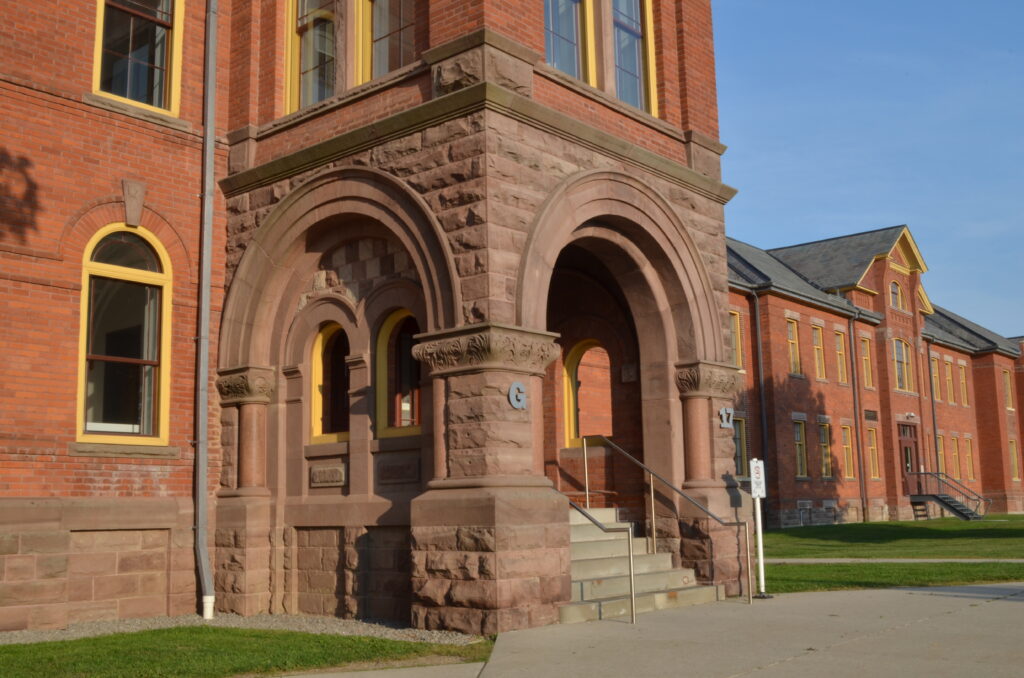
[713,1,1024,338]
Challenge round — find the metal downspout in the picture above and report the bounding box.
[752,291,770,478]
[195,0,219,619]
[926,337,940,470]
[848,312,869,522]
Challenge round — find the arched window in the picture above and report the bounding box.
[375,310,421,435]
[562,339,613,447]
[311,323,350,443]
[890,281,905,310]
[893,338,914,392]
[78,225,172,444]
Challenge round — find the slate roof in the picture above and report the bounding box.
[726,237,881,322]
[925,305,1021,357]
[765,225,907,292]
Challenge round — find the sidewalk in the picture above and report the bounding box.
[288,582,1024,678]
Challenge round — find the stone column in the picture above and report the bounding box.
[408,323,570,634]
[674,360,749,596]
[214,366,275,615]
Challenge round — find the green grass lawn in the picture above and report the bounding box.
[762,513,1024,559]
[0,627,492,678]
[765,562,1024,593]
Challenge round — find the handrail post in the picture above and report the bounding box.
[649,472,656,554]
[627,522,636,624]
[582,436,590,509]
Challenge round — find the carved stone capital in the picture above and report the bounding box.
[675,361,742,399]
[216,366,276,405]
[412,323,560,376]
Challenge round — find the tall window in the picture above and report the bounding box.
[950,437,960,479]
[890,281,905,310]
[294,0,336,109]
[819,423,832,478]
[376,310,421,434]
[786,319,801,374]
[936,435,945,474]
[944,361,955,404]
[794,421,807,477]
[366,0,416,81]
[867,428,880,479]
[733,417,748,478]
[311,324,350,443]
[841,425,854,479]
[545,0,587,80]
[96,0,182,111]
[612,0,650,110]
[729,311,743,368]
[964,438,975,481]
[893,339,913,391]
[959,365,969,406]
[79,227,171,444]
[1003,370,1014,410]
[835,332,848,383]
[811,326,825,379]
[1011,440,1020,481]
[930,357,941,399]
[860,337,873,387]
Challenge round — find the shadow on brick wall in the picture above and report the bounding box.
[0,148,39,243]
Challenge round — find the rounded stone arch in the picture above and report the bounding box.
[518,170,724,365]
[220,166,461,370]
[282,293,366,369]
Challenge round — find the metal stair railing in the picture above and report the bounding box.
[904,471,992,517]
[580,436,753,604]
[568,499,637,624]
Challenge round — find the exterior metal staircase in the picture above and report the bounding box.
[559,506,723,624]
[905,472,992,521]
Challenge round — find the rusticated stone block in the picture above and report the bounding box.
[0,534,18,555]
[496,549,561,580]
[496,578,540,608]
[28,604,68,630]
[447,579,496,608]
[67,601,117,624]
[140,531,167,550]
[36,554,68,579]
[456,527,495,552]
[0,580,67,606]
[118,550,166,574]
[119,595,166,619]
[495,525,545,551]
[19,531,70,554]
[5,554,35,581]
[68,577,93,602]
[94,574,139,600]
[0,606,28,631]
[69,552,116,577]
[412,577,450,606]
[296,547,322,571]
[138,572,168,595]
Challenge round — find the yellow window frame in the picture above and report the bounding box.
[562,338,602,448]
[786,319,801,375]
[930,357,941,399]
[310,323,350,444]
[867,428,880,479]
[835,331,848,383]
[893,339,914,392]
[1003,370,1014,410]
[1011,440,1020,481]
[841,425,854,479]
[374,308,421,438]
[860,337,873,387]
[794,421,807,477]
[950,437,960,479]
[959,365,969,406]
[76,224,173,446]
[936,435,945,474]
[729,311,743,369]
[91,0,186,117]
[964,438,975,481]
[819,423,832,478]
[811,326,825,379]
[944,361,955,404]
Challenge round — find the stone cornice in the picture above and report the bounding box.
[216,366,276,405]
[412,323,560,376]
[219,82,737,205]
[675,361,742,398]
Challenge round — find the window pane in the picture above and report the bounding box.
[322,330,350,434]
[545,0,580,78]
[100,5,169,107]
[91,232,162,272]
[300,16,335,107]
[389,315,420,427]
[85,361,155,435]
[613,0,644,108]
[372,0,416,78]
[89,278,160,361]
[114,0,173,23]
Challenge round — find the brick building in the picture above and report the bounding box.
[1,1,747,632]
[727,227,1023,526]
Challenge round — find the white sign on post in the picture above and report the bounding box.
[748,458,771,598]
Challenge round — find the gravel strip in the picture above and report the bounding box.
[0,613,482,647]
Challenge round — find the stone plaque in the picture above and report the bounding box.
[310,462,347,488]
[376,454,420,485]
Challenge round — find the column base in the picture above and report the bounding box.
[213,495,273,616]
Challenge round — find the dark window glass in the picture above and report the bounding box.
[297,0,335,107]
[322,328,350,434]
[100,1,173,108]
[545,0,581,79]
[86,277,160,435]
[371,0,416,78]
[388,315,420,428]
[91,231,162,272]
[612,0,644,109]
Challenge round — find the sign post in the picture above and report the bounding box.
[749,458,772,599]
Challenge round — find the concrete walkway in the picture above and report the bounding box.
[284,582,1024,678]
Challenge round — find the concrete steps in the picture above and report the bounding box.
[560,506,721,624]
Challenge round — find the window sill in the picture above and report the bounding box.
[372,434,423,452]
[83,92,192,133]
[70,442,179,458]
[789,373,806,379]
[304,440,349,459]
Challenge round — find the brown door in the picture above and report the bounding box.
[899,424,921,493]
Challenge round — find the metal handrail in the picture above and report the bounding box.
[569,500,636,624]
[580,435,753,604]
[904,471,993,517]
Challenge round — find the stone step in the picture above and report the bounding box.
[569,507,620,525]
[559,584,723,624]
[570,522,634,543]
[571,567,697,602]
[570,536,650,561]
[570,552,675,580]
